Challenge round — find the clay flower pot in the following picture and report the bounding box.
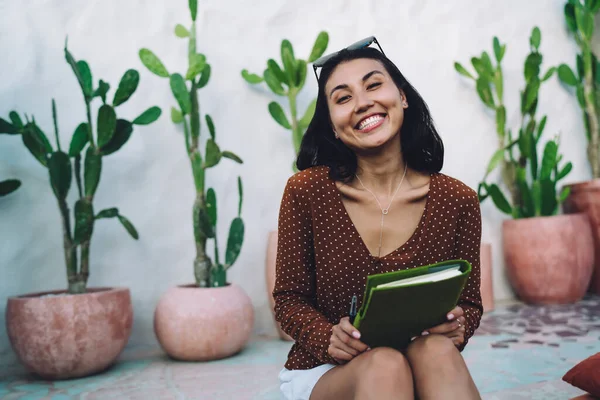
[5,287,133,380]
[503,213,594,304]
[563,179,600,293]
[154,283,254,361]
[265,230,293,341]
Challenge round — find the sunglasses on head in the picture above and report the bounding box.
[312,36,385,81]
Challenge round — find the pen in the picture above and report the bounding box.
[349,295,357,324]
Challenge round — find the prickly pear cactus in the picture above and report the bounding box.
[139,0,245,288]
[558,0,600,178]
[242,32,329,170]
[455,27,571,219]
[0,42,161,293]
[0,179,20,196]
[0,120,22,196]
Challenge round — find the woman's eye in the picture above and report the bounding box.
[336,95,351,104]
[368,82,382,90]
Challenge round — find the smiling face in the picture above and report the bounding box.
[325,58,407,153]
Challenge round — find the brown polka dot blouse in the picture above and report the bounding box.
[273,166,483,370]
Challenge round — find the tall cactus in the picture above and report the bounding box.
[139,0,244,288]
[0,121,22,196]
[0,179,20,196]
[0,42,161,294]
[241,32,329,170]
[558,0,600,178]
[455,27,572,218]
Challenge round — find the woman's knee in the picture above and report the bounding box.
[357,347,413,385]
[406,334,459,364]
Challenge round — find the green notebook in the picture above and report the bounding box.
[352,259,472,350]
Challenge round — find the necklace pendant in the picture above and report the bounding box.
[382,209,389,215]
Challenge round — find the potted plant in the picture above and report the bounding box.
[241,33,328,340]
[139,0,252,361]
[557,0,600,293]
[1,42,161,379]
[455,27,594,304]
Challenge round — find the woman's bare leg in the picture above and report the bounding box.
[310,347,414,400]
[406,334,481,400]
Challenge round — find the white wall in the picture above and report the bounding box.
[0,0,592,362]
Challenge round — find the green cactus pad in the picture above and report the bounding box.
[48,151,72,200]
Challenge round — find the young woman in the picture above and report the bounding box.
[273,37,482,400]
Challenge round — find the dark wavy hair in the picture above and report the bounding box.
[296,47,444,182]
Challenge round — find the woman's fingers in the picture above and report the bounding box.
[328,345,355,364]
[424,319,461,335]
[338,317,369,353]
[422,306,466,336]
[444,317,466,347]
[417,307,467,347]
[446,306,464,322]
[339,316,361,339]
[330,332,360,357]
[328,317,370,363]
[449,330,465,347]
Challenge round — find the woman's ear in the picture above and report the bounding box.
[400,90,408,108]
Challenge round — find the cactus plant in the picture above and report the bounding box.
[0,42,161,294]
[0,123,22,196]
[241,32,329,170]
[139,0,244,288]
[0,179,20,196]
[455,27,572,218]
[558,0,600,178]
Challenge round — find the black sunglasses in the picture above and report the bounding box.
[312,36,385,81]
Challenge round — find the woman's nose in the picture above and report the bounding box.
[354,91,374,114]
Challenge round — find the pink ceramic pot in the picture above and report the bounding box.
[563,179,600,293]
[480,242,494,312]
[265,230,293,341]
[5,287,133,380]
[503,213,594,304]
[154,283,254,361]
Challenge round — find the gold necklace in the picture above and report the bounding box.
[355,163,408,258]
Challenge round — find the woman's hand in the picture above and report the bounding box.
[420,306,466,348]
[328,317,370,364]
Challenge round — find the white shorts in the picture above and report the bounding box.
[278,364,337,400]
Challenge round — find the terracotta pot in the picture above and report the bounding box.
[266,230,294,341]
[154,283,254,361]
[563,179,600,293]
[503,213,594,304]
[480,242,495,312]
[5,287,133,380]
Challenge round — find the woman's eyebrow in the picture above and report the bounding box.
[363,70,384,81]
[329,70,385,98]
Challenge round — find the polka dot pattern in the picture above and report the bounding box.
[273,166,483,370]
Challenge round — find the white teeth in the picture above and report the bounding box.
[358,115,384,130]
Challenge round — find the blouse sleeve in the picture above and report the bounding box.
[454,190,483,350]
[272,178,337,365]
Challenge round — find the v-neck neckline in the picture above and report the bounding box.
[330,171,435,261]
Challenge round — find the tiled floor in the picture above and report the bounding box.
[1,296,599,399]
